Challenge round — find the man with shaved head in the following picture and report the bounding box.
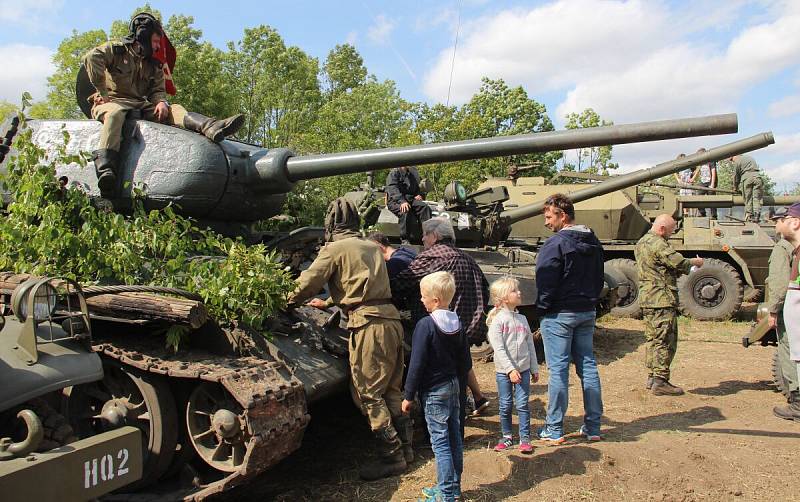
[635,214,704,396]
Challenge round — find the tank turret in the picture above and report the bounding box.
[2,113,737,228]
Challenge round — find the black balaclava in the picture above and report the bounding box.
[123,12,162,59]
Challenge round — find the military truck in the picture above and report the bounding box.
[0,276,143,500]
[475,170,799,321]
[0,111,761,497]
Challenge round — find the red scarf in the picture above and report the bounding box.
[152,32,177,95]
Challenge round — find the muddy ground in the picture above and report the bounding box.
[226,312,800,501]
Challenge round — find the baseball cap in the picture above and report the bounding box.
[769,202,800,220]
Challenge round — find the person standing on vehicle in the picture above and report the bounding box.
[729,154,764,222]
[82,12,244,198]
[385,166,432,243]
[288,198,409,481]
[635,214,704,396]
[695,148,717,217]
[535,193,605,443]
[770,206,800,420]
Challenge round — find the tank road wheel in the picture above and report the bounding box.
[606,258,641,319]
[65,361,178,489]
[772,350,792,399]
[186,382,248,473]
[470,341,494,362]
[678,258,743,321]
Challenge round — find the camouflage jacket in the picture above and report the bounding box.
[634,232,692,308]
[82,41,167,106]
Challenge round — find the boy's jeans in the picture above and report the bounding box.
[541,310,604,437]
[496,369,531,441]
[421,376,463,501]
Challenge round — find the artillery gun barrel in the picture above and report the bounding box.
[282,114,737,182]
[499,132,775,225]
[648,181,737,194]
[679,194,800,208]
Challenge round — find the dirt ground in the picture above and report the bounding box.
[227,312,800,501]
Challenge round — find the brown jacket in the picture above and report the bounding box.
[82,41,167,106]
[289,236,400,329]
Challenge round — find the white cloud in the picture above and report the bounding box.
[422,0,800,126]
[367,14,395,45]
[771,132,800,155]
[768,94,800,118]
[0,44,54,104]
[765,159,800,188]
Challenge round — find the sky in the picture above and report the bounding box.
[1,0,798,190]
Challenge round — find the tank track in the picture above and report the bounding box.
[95,341,310,500]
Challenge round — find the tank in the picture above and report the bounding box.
[474,137,794,321]
[359,133,776,321]
[0,112,746,497]
[0,275,143,499]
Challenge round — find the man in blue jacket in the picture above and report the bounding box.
[535,193,605,443]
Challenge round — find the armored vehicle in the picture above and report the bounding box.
[0,112,757,497]
[475,167,798,321]
[0,275,143,500]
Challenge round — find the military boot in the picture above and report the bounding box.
[92,149,119,198]
[359,424,407,481]
[773,401,800,421]
[183,112,245,143]
[651,377,685,396]
[646,375,654,390]
[393,415,414,463]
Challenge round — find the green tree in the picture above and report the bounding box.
[562,108,618,175]
[0,100,17,122]
[413,78,559,194]
[225,26,322,148]
[323,44,367,95]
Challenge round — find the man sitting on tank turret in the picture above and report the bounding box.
[385,166,432,243]
[82,12,244,198]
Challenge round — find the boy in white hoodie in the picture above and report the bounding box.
[402,271,469,502]
[487,276,539,453]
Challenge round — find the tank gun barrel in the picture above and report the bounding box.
[679,194,800,208]
[499,132,775,225]
[272,114,737,186]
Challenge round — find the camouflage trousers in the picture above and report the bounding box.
[348,317,405,431]
[777,317,799,393]
[642,307,678,380]
[741,177,763,222]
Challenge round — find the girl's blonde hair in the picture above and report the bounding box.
[485,276,520,326]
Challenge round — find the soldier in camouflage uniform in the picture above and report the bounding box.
[730,154,764,222]
[82,13,244,198]
[634,214,703,396]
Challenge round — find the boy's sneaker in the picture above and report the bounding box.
[494,436,513,452]
[471,397,490,416]
[578,425,602,442]
[420,486,444,502]
[537,426,566,444]
[518,441,534,454]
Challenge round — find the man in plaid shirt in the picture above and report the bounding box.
[392,217,491,432]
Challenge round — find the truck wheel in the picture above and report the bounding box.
[678,258,743,321]
[606,258,641,319]
[772,350,792,399]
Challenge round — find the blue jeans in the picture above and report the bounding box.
[496,369,531,441]
[421,376,463,501]
[541,311,604,437]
